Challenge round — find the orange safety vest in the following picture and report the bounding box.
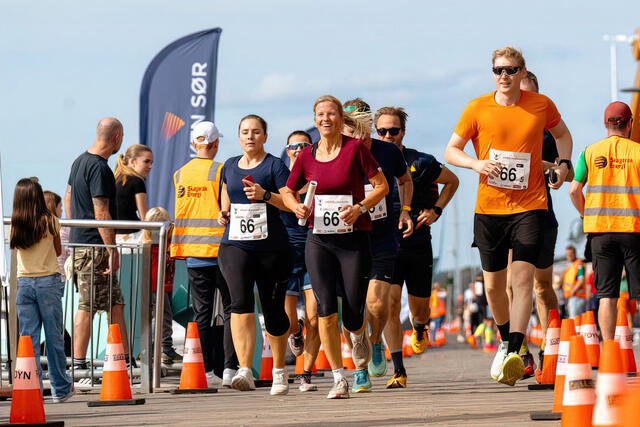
[583,136,640,233]
[170,158,224,259]
[563,260,585,299]
[429,291,446,319]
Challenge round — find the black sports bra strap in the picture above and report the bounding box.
[311,142,319,159]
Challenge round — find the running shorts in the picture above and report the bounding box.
[535,225,558,270]
[590,233,640,300]
[370,248,397,283]
[391,241,433,299]
[473,210,545,272]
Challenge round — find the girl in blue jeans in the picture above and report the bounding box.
[10,178,73,402]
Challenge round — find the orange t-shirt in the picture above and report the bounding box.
[454,91,561,215]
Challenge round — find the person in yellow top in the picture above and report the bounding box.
[10,178,73,402]
[171,121,237,387]
[569,101,640,340]
[445,46,573,386]
[562,245,586,318]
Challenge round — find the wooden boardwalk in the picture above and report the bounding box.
[0,337,559,426]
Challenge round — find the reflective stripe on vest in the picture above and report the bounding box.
[171,159,224,259]
[583,136,640,233]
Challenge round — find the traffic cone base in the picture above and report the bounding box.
[341,335,356,370]
[176,323,209,393]
[88,324,145,407]
[561,336,595,427]
[259,332,274,380]
[10,336,48,425]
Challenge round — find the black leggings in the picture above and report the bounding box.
[305,230,371,331]
[218,244,292,337]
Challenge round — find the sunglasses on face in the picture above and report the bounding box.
[376,127,402,137]
[286,142,311,150]
[492,66,521,76]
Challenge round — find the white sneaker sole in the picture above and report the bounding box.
[299,383,318,392]
[270,386,289,396]
[231,375,254,391]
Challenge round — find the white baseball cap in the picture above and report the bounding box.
[191,121,222,145]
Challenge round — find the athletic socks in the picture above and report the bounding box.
[414,320,427,332]
[497,321,510,343]
[390,350,404,372]
[507,332,525,355]
[332,368,344,383]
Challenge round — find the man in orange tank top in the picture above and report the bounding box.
[445,46,574,386]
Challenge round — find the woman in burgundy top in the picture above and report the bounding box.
[282,95,388,398]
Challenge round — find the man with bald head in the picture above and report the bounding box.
[65,117,131,371]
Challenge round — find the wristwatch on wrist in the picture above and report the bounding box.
[433,206,443,216]
[262,190,272,202]
[559,159,573,170]
[358,203,368,214]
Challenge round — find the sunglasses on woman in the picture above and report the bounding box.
[286,142,311,150]
[376,127,402,137]
[492,66,521,76]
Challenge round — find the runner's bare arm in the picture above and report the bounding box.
[396,170,414,238]
[240,179,291,212]
[92,196,118,274]
[548,120,573,189]
[134,192,149,222]
[340,171,388,226]
[281,187,307,219]
[568,180,585,218]
[218,183,230,225]
[416,166,459,228]
[445,132,501,178]
[64,185,72,218]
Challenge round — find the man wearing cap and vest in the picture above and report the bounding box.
[171,121,238,387]
[570,101,640,340]
[562,245,586,318]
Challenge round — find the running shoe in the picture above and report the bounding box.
[231,367,255,391]
[535,349,544,383]
[386,369,407,389]
[367,343,387,377]
[288,319,305,357]
[496,352,525,386]
[51,385,75,403]
[222,368,237,388]
[206,371,222,388]
[162,347,183,364]
[298,372,318,392]
[327,378,350,399]
[490,341,508,380]
[270,370,289,396]
[411,328,429,354]
[520,351,536,379]
[483,343,498,353]
[350,332,372,368]
[352,369,372,393]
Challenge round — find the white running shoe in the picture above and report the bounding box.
[222,368,237,388]
[490,341,508,380]
[350,331,372,369]
[298,373,318,392]
[231,367,255,391]
[270,370,289,396]
[206,371,222,388]
[327,378,350,399]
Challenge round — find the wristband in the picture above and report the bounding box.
[402,205,411,212]
[357,203,367,214]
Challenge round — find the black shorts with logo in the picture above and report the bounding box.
[535,225,558,270]
[473,210,545,272]
[391,241,433,298]
[590,232,640,299]
[370,249,397,283]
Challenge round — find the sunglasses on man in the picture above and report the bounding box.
[286,142,311,150]
[376,127,402,137]
[492,66,522,76]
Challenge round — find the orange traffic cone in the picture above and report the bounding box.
[315,343,332,370]
[295,355,304,375]
[385,345,392,361]
[466,334,478,349]
[259,331,274,380]
[534,309,561,388]
[574,314,582,335]
[341,335,356,370]
[614,306,637,374]
[435,328,446,347]
[552,318,577,413]
[592,340,627,427]
[561,336,595,427]
[620,384,640,427]
[402,330,414,357]
[581,311,600,369]
[88,324,145,406]
[10,336,46,424]
[172,322,216,394]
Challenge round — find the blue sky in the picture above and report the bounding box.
[1,1,639,270]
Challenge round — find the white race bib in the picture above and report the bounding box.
[313,195,353,234]
[364,184,387,221]
[229,203,268,240]
[487,149,531,190]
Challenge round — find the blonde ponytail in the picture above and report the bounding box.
[114,144,152,185]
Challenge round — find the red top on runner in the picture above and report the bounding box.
[286,135,381,231]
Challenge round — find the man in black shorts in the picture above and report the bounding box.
[376,106,459,388]
[341,98,413,392]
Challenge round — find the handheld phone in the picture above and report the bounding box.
[549,169,558,185]
[243,175,255,202]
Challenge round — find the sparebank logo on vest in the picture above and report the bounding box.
[595,156,608,168]
[140,28,222,214]
[595,155,632,170]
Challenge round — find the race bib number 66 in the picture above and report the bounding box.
[313,194,353,234]
[229,203,268,240]
[487,149,531,190]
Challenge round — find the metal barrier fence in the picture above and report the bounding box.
[1,218,170,393]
